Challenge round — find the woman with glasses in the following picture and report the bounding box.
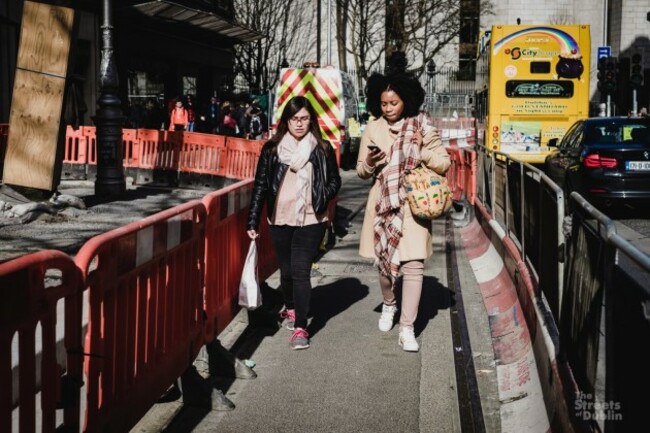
[247,96,341,350]
[357,72,450,352]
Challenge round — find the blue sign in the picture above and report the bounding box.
[598,46,611,60]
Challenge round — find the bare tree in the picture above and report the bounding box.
[340,0,386,88]
[339,0,494,81]
[233,0,316,92]
[233,0,494,93]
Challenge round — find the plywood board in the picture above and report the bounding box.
[3,69,65,190]
[3,1,74,191]
[16,1,74,76]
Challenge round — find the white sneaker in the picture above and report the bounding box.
[398,326,419,352]
[378,304,398,332]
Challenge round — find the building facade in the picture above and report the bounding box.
[0,0,261,125]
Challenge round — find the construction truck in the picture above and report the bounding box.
[273,65,359,168]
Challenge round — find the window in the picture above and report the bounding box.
[182,76,196,97]
[505,80,574,98]
[127,70,164,104]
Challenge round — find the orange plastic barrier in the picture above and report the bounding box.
[0,250,83,433]
[58,126,268,181]
[223,137,263,180]
[446,146,463,202]
[82,126,97,165]
[122,128,138,168]
[460,147,477,205]
[445,146,477,205]
[71,127,138,167]
[179,132,226,176]
[74,202,206,433]
[202,179,277,339]
[63,126,89,164]
[137,129,180,171]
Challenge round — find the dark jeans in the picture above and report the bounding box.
[269,223,326,329]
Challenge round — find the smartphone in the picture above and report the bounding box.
[367,144,380,153]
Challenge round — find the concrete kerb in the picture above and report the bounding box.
[470,200,580,432]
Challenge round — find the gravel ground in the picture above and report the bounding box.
[0,180,211,263]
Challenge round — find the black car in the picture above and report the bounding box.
[545,116,650,209]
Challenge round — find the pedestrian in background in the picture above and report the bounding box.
[202,95,221,133]
[169,98,188,131]
[247,96,341,350]
[234,101,248,138]
[356,72,450,352]
[142,98,164,130]
[185,95,196,132]
[246,103,267,139]
[220,101,238,136]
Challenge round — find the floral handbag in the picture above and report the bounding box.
[402,164,452,219]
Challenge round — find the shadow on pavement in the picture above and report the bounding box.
[307,277,369,337]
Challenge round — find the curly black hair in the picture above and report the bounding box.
[365,72,425,120]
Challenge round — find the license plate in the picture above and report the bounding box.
[626,161,650,170]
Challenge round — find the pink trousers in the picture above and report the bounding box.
[379,260,424,328]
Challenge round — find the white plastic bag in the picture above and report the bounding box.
[238,240,261,309]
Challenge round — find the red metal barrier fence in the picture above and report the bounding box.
[202,179,277,339]
[0,250,83,433]
[0,180,281,432]
[74,202,206,433]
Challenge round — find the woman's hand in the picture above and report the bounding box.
[247,229,259,240]
[365,145,385,167]
[413,130,423,146]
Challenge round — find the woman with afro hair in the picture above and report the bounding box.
[356,72,450,352]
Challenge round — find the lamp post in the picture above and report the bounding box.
[426,59,436,113]
[94,0,125,196]
[427,59,436,93]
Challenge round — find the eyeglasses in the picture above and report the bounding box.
[289,115,311,124]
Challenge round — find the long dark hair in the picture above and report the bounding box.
[365,72,425,120]
[268,96,329,152]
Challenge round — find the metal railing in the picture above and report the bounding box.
[475,141,650,430]
[475,145,565,319]
[563,193,650,431]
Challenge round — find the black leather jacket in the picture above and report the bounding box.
[247,141,342,230]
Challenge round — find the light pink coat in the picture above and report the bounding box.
[356,116,451,261]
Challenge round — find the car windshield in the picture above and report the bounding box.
[586,124,650,144]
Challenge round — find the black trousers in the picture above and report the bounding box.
[269,223,326,329]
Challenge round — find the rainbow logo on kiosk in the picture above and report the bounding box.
[492,26,581,58]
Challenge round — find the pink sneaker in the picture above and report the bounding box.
[279,308,295,330]
[289,328,310,350]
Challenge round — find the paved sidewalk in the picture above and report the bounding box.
[132,169,500,433]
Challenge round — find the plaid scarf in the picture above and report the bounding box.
[373,115,423,284]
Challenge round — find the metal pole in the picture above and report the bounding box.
[94,0,125,196]
[603,0,608,46]
[607,94,611,116]
[632,89,638,116]
[316,0,321,64]
[327,0,331,65]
